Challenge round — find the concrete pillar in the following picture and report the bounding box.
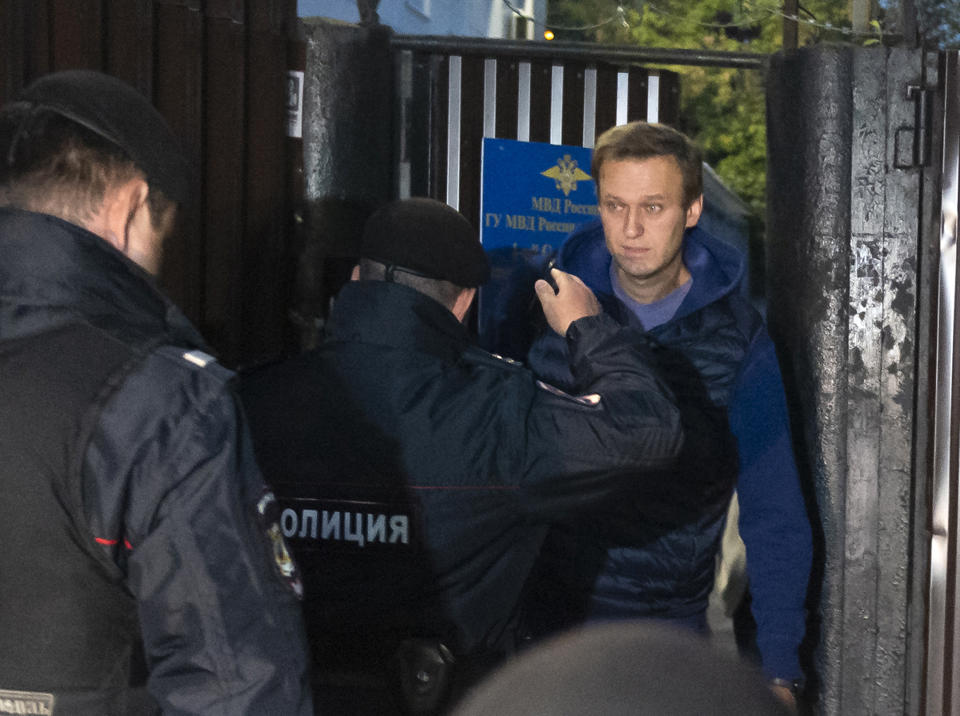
[293,17,394,348]
[766,45,938,715]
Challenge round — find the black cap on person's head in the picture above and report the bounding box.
[360,197,490,288]
[452,622,792,716]
[16,70,191,203]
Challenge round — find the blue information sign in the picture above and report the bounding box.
[480,138,598,252]
[478,138,599,360]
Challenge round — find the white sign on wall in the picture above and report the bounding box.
[286,70,305,139]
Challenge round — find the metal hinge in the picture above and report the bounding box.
[896,83,932,168]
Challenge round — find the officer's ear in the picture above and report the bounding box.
[452,287,476,323]
[90,176,165,273]
[350,264,360,281]
[91,177,149,253]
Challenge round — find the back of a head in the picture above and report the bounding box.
[452,622,791,716]
[591,121,703,207]
[0,70,189,224]
[357,197,490,309]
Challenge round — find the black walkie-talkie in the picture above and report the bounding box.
[542,258,559,293]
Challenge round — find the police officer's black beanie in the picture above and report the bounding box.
[360,197,490,288]
[15,70,190,204]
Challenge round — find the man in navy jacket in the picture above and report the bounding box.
[0,70,312,714]
[524,121,812,710]
[242,197,686,714]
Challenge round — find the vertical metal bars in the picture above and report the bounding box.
[582,67,597,147]
[550,64,563,145]
[517,60,531,141]
[446,55,462,210]
[397,49,414,199]
[396,46,676,223]
[483,57,497,138]
[647,72,660,123]
[616,71,630,125]
[927,49,960,716]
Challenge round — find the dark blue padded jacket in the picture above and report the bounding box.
[525,218,812,681]
[241,279,685,664]
[0,207,312,714]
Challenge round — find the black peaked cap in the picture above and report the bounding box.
[17,70,191,204]
[361,197,490,287]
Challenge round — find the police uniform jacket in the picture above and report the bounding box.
[240,279,684,662]
[0,207,312,715]
[526,220,813,682]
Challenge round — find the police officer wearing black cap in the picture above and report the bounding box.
[0,70,312,714]
[241,197,684,715]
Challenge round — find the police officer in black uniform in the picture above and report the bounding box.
[241,197,684,714]
[0,71,312,714]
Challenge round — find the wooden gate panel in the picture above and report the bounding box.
[51,0,102,69]
[105,0,155,90]
[430,54,450,204]
[493,58,520,140]
[1,0,300,367]
[593,66,621,142]
[241,0,296,364]
[154,0,205,325]
[560,61,586,147]
[202,5,247,360]
[527,59,553,145]
[457,55,486,235]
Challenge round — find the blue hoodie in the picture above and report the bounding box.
[526,218,812,682]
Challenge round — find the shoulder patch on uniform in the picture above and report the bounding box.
[256,490,304,599]
[536,379,602,406]
[182,349,216,367]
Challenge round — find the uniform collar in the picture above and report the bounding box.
[0,206,205,350]
[326,280,473,363]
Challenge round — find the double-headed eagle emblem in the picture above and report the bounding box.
[541,154,591,197]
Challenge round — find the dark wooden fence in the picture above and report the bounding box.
[0,6,764,366]
[0,0,301,368]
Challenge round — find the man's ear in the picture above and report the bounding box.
[95,177,150,253]
[685,194,704,228]
[452,287,477,323]
[350,264,361,281]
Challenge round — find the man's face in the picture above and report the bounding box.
[598,156,702,299]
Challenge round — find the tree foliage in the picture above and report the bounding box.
[545,0,882,216]
[915,0,960,48]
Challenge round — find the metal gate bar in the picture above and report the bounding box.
[390,36,766,69]
[927,49,960,716]
[392,37,701,222]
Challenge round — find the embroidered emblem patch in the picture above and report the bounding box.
[0,689,55,715]
[256,490,304,599]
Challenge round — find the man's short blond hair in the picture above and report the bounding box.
[591,122,703,208]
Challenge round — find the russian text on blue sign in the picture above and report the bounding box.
[480,137,598,253]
